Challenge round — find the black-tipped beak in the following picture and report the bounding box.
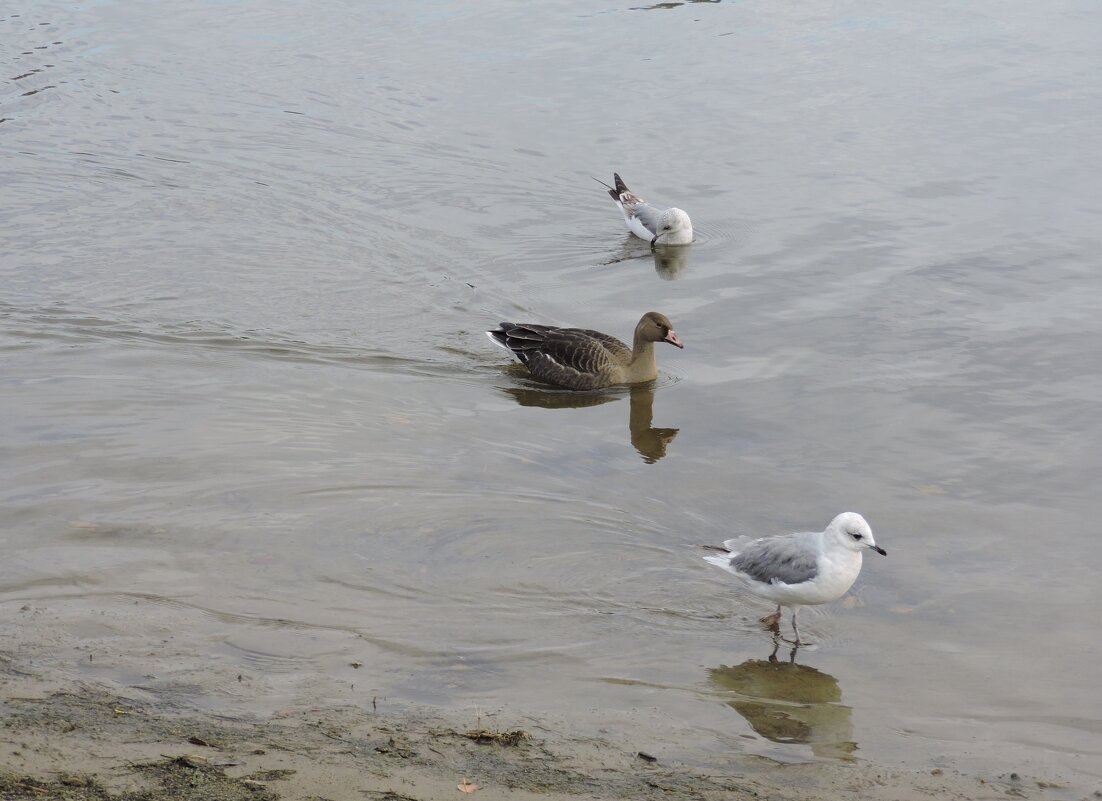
[664,330,684,349]
[871,545,887,556]
[650,234,659,247]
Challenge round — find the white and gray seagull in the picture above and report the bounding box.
[703,512,887,645]
[597,173,693,246]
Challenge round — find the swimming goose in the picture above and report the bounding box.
[487,311,684,391]
[601,173,693,246]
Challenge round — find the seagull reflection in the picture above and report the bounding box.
[651,244,691,280]
[598,241,692,280]
[708,640,857,760]
[499,382,679,463]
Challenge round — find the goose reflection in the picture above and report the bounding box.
[634,0,721,10]
[599,242,692,280]
[627,385,679,463]
[499,382,679,463]
[708,640,857,760]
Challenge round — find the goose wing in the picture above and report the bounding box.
[488,322,551,366]
[490,323,634,390]
[526,328,628,389]
[571,328,632,360]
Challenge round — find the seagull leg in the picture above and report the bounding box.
[791,607,802,645]
[760,605,782,628]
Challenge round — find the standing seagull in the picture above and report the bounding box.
[487,312,683,391]
[703,513,887,645]
[600,173,693,246]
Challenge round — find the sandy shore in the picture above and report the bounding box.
[0,651,1066,801]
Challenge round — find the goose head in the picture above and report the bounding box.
[637,311,684,349]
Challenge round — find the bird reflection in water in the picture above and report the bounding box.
[499,382,679,464]
[599,243,692,281]
[635,0,720,10]
[627,385,679,463]
[708,639,857,760]
[651,244,691,280]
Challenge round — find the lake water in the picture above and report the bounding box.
[2,0,1101,793]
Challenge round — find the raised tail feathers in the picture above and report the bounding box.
[595,173,631,202]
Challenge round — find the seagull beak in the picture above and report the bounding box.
[869,544,887,556]
[664,330,684,349]
[650,235,659,247]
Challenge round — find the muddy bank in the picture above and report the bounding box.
[0,654,1067,801]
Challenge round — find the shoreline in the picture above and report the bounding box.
[0,653,1062,801]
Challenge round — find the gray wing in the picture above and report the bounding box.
[731,534,819,585]
[628,201,663,236]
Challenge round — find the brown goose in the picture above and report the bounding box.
[487,311,683,390]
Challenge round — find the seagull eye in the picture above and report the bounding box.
[852,532,863,540]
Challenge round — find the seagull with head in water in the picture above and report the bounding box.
[703,512,887,645]
[598,173,693,246]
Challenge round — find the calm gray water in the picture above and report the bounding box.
[3,0,1101,791]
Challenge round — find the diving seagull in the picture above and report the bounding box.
[598,173,693,246]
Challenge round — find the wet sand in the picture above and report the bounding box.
[0,652,1069,801]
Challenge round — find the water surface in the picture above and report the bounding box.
[2,0,1101,792]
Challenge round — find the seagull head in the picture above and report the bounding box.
[827,512,886,555]
[650,208,693,246]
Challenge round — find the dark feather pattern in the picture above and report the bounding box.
[487,313,679,391]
